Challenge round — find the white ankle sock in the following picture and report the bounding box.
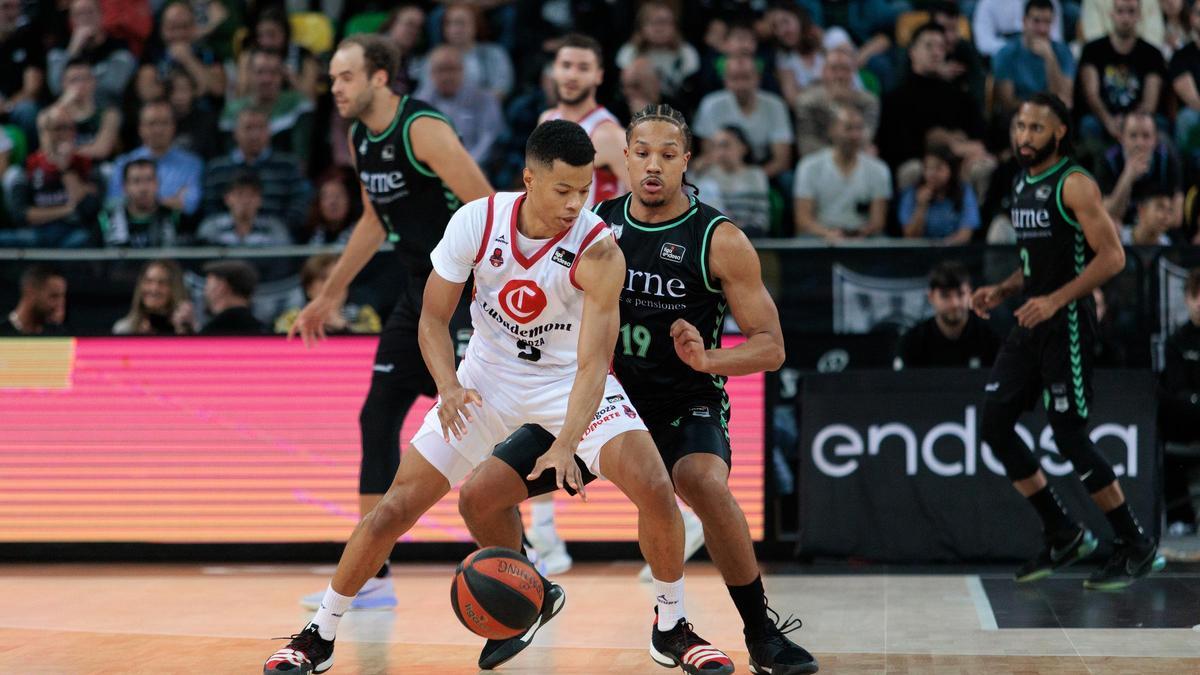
[311,584,354,640]
[653,576,686,630]
[531,501,556,529]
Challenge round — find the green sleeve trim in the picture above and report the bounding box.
[1055,167,1092,231]
[403,110,454,179]
[699,216,729,294]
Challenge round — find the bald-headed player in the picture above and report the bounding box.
[288,34,492,613]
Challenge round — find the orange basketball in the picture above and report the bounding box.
[451,547,544,639]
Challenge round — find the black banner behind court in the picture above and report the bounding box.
[799,370,1160,562]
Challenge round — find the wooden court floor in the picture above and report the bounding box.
[2,562,1198,674]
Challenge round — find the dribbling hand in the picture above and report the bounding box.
[527,439,587,500]
[438,385,482,442]
[288,296,338,348]
[671,318,710,373]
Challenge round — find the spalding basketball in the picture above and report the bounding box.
[451,547,544,639]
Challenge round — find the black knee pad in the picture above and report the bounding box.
[358,376,420,494]
[492,424,597,498]
[981,399,1040,481]
[1047,412,1116,492]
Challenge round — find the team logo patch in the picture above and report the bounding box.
[690,406,711,418]
[660,243,685,263]
[623,404,637,419]
[382,144,395,161]
[1035,184,1052,200]
[605,394,624,404]
[551,247,576,269]
[489,247,504,268]
[498,279,547,324]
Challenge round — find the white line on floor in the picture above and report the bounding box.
[965,575,998,631]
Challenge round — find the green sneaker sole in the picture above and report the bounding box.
[1084,553,1166,591]
[1015,531,1099,583]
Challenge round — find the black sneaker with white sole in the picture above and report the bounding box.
[649,608,734,675]
[264,624,334,674]
[477,581,565,669]
[747,602,818,674]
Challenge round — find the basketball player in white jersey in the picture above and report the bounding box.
[539,33,629,211]
[264,120,732,675]
[532,34,705,576]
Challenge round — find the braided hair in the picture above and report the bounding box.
[626,103,699,196]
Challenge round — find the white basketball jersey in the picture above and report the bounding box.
[543,105,625,209]
[432,191,612,377]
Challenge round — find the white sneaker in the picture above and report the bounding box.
[528,526,572,575]
[639,508,706,582]
[299,575,397,611]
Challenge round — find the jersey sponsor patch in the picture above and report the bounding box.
[498,279,548,324]
[660,242,686,263]
[690,406,711,418]
[551,247,576,269]
[605,394,625,404]
[623,404,637,419]
[1035,184,1052,200]
[489,247,504,268]
[610,223,624,239]
[382,144,395,160]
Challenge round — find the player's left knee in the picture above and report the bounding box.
[457,478,490,524]
[1048,413,1116,493]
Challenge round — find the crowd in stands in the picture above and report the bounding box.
[0,0,1196,248]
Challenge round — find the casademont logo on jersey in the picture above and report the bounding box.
[498,279,547,324]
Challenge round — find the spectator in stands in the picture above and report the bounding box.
[47,0,136,108]
[195,171,290,247]
[993,0,1076,113]
[1161,0,1189,57]
[766,2,823,103]
[112,259,193,335]
[220,48,314,166]
[100,159,180,247]
[1076,0,1167,141]
[972,0,1065,57]
[420,3,513,101]
[619,57,666,119]
[899,143,981,245]
[54,57,120,161]
[300,167,360,245]
[1161,268,1200,530]
[792,47,879,157]
[793,105,891,240]
[274,253,381,335]
[1097,111,1183,227]
[1082,0,1165,48]
[199,259,263,335]
[931,1,986,106]
[876,23,985,174]
[0,0,45,143]
[108,99,203,217]
[494,63,553,190]
[615,1,699,103]
[1,264,67,335]
[203,107,309,228]
[1169,0,1200,154]
[382,3,427,95]
[693,55,794,179]
[0,106,99,248]
[1121,185,1177,244]
[239,7,320,101]
[166,67,219,160]
[137,1,223,100]
[696,18,771,97]
[415,45,504,167]
[697,126,770,238]
[894,261,1000,369]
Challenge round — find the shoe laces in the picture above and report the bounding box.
[662,618,708,651]
[765,599,803,635]
[272,625,322,648]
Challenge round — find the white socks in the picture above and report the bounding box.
[653,576,686,630]
[311,584,353,641]
[531,500,556,530]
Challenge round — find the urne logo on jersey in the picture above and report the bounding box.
[498,279,547,324]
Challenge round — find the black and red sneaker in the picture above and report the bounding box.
[650,608,735,675]
[264,623,334,674]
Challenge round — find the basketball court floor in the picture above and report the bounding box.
[3,561,1198,673]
